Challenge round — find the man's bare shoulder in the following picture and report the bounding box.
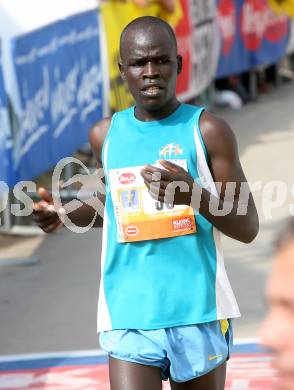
[89,117,112,163]
[199,110,238,159]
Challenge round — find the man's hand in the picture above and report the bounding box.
[33,188,63,233]
[140,160,194,206]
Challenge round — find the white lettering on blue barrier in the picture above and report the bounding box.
[78,64,102,122]
[0,108,12,150]
[15,26,99,66]
[51,65,79,138]
[15,67,50,162]
[12,10,103,181]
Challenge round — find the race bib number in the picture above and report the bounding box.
[109,160,196,243]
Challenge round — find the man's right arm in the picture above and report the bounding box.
[33,118,112,232]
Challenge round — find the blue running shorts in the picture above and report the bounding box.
[99,320,233,383]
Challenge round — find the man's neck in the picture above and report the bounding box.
[134,99,180,122]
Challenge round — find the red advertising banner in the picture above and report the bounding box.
[175,0,193,98]
[217,0,290,78]
[176,0,220,101]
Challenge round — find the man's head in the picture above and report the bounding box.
[119,16,182,118]
[260,218,294,390]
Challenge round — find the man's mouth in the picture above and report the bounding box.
[141,86,163,97]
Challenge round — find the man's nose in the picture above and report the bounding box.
[143,61,159,78]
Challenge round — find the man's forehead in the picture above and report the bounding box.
[127,45,171,59]
[125,24,170,40]
[128,30,169,46]
[120,25,176,59]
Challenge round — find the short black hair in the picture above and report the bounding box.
[120,16,178,59]
[275,218,294,250]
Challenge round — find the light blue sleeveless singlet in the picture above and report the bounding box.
[97,104,240,331]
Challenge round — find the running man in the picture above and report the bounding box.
[34,16,259,390]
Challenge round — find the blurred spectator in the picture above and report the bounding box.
[214,89,243,110]
[215,75,250,106]
[260,218,294,390]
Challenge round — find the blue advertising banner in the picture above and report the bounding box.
[12,9,103,181]
[0,43,16,188]
[216,0,290,78]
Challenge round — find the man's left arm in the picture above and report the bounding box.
[196,111,259,243]
[141,112,259,243]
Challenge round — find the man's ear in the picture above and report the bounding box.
[118,62,126,81]
[176,55,183,75]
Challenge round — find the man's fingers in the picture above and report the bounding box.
[38,187,53,203]
[33,203,50,212]
[33,200,62,231]
[33,213,59,225]
[42,220,63,234]
[33,213,60,228]
[141,160,185,181]
[159,159,184,173]
[33,205,56,218]
[148,186,175,202]
[141,165,170,181]
[143,174,170,189]
[33,200,61,214]
[141,171,152,183]
[141,170,171,184]
[148,190,175,205]
[146,185,171,198]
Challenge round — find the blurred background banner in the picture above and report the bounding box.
[11,9,103,182]
[0,43,15,189]
[100,2,136,114]
[175,0,220,100]
[174,0,193,98]
[217,0,290,78]
[0,0,292,186]
[287,20,294,53]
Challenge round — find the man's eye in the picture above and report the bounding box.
[157,59,169,64]
[131,61,145,67]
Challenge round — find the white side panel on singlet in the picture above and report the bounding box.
[97,137,112,332]
[193,122,240,319]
